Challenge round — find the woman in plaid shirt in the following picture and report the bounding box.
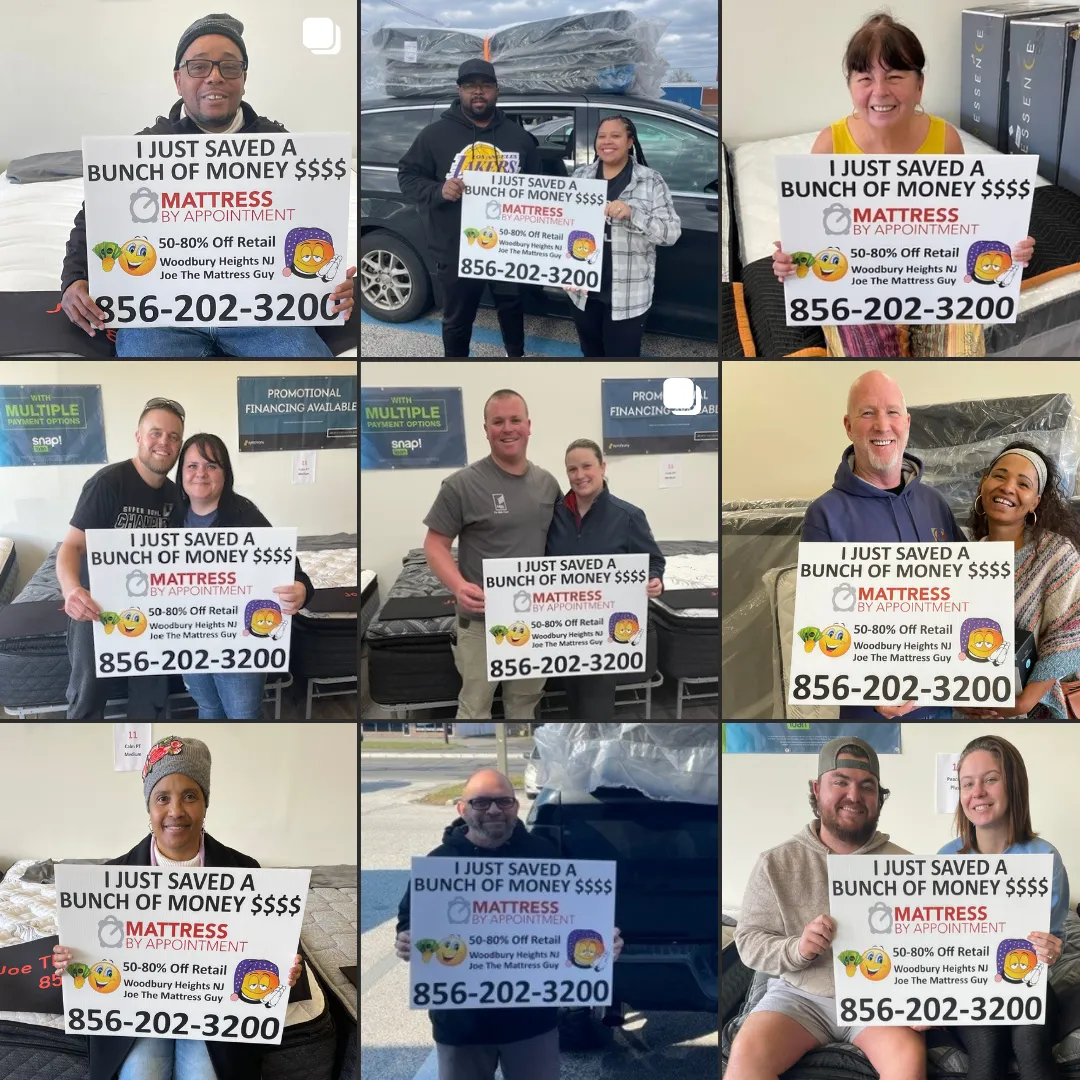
[563,115,682,356]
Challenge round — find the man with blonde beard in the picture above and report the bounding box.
[801,369,964,720]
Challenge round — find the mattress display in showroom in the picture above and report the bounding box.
[291,534,359,685]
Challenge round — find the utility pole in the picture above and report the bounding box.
[496,723,508,777]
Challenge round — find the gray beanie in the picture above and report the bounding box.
[142,735,211,808]
[175,13,248,71]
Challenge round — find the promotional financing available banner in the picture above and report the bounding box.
[0,385,106,467]
[236,375,356,452]
[775,154,1037,326]
[82,133,351,328]
[789,541,1015,708]
[828,854,1052,1026]
[600,378,718,456]
[54,864,310,1044]
[85,527,298,677]
[360,386,466,470]
[456,171,608,290]
[481,554,648,683]
[408,856,616,1010]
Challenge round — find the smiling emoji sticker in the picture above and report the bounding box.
[506,621,531,646]
[436,935,468,967]
[859,946,891,981]
[88,960,122,994]
[818,623,852,658]
[116,608,148,638]
[812,248,849,283]
[118,237,157,276]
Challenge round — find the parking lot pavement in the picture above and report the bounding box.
[361,776,720,1080]
[360,308,720,358]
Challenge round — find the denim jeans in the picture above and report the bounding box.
[115,326,333,357]
[118,1038,218,1080]
[183,673,267,719]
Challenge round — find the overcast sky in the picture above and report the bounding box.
[360,0,718,89]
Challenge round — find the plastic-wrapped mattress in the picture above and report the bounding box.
[291,534,358,682]
[360,570,378,641]
[0,858,338,1080]
[651,541,718,682]
[362,11,669,99]
[365,547,459,707]
[0,538,16,606]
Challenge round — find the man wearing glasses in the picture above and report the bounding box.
[393,768,623,1079]
[56,398,187,719]
[398,60,544,358]
[59,12,356,356]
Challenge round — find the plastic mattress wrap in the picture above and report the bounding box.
[533,723,717,804]
[722,501,808,719]
[361,12,669,99]
[907,392,1080,509]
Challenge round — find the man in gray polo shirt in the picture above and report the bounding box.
[423,388,561,719]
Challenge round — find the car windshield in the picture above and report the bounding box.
[599,109,717,195]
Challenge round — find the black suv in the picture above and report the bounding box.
[361,92,720,343]
[527,784,719,1047]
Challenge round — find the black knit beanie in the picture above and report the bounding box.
[175,13,248,71]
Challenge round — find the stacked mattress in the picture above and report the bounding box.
[0,538,16,606]
[291,534,359,684]
[360,570,378,641]
[299,866,357,1080]
[651,542,718,682]
[365,548,459,707]
[0,857,338,1080]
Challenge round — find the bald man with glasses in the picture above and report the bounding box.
[394,767,623,1080]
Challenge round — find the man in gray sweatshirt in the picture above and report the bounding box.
[728,737,927,1080]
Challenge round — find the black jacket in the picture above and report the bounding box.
[61,101,288,297]
[397,100,544,266]
[178,489,316,610]
[396,817,561,1047]
[546,486,666,582]
[88,832,277,1080]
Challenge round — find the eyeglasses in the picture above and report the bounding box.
[460,81,495,92]
[182,59,247,79]
[466,797,517,810]
[142,397,186,421]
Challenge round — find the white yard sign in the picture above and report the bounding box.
[775,154,1037,325]
[788,542,1015,708]
[457,173,608,291]
[54,864,310,1044]
[408,856,616,1010]
[828,854,1052,1026]
[481,554,648,682]
[85,527,298,677]
[82,132,351,327]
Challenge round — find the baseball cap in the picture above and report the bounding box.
[817,736,880,781]
[457,60,497,85]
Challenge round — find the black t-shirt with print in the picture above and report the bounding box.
[69,459,182,589]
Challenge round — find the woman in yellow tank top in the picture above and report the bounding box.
[772,14,1036,357]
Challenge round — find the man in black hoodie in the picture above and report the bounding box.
[398,60,544,358]
[58,12,356,357]
[395,768,623,1079]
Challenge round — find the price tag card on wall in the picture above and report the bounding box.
[114,724,152,772]
[86,527,298,677]
[775,154,1036,326]
[789,542,1015,708]
[828,854,1051,1026]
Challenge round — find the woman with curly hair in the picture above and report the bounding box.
[960,440,1080,718]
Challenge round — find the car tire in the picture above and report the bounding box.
[360,231,432,323]
[558,1006,614,1052]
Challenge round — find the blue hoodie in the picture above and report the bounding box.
[803,446,966,719]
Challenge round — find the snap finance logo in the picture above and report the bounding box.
[31,435,63,455]
[391,438,422,458]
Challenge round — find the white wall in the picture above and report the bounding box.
[722,0,980,147]
[0,0,357,172]
[722,723,1076,911]
[359,361,719,598]
[0,360,359,599]
[0,722,357,868]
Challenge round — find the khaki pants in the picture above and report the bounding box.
[451,616,546,719]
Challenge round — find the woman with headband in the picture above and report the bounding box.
[960,441,1080,719]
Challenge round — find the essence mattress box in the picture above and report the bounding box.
[961,2,1079,153]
